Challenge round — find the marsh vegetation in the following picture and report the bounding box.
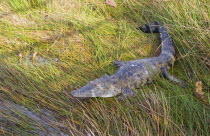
[0,0,209,135]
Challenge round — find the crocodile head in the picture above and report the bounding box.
[138,21,160,33]
[71,75,121,97]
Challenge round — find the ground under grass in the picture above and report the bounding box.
[0,0,209,135]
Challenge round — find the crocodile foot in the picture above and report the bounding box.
[113,60,127,67]
[161,66,187,88]
[116,88,137,100]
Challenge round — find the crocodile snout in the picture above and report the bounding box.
[70,90,78,97]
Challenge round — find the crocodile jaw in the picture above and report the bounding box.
[71,85,121,98]
[71,89,120,98]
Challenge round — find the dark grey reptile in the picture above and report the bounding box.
[71,22,186,99]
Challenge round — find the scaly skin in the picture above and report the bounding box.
[71,22,186,98]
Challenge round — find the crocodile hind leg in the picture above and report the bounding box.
[116,88,137,100]
[161,66,187,88]
[114,60,127,67]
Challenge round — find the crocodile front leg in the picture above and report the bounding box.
[161,66,187,88]
[113,60,127,67]
[116,88,137,100]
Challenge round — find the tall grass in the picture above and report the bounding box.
[0,0,209,135]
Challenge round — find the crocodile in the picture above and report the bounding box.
[71,22,186,99]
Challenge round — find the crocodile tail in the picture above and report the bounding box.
[138,21,160,33]
[139,22,175,57]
